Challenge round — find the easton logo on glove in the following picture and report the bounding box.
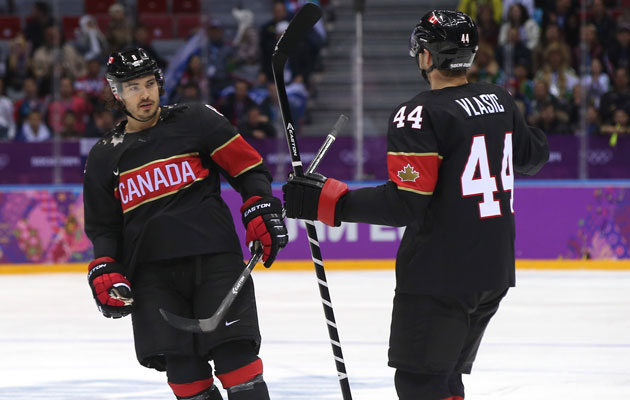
[87,257,134,319]
[241,196,288,267]
[242,201,272,218]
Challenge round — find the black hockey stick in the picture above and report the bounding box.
[158,118,345,333]
[159,247,263,333]
[272,4,353,400]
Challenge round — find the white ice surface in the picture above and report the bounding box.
[0,269,629,399]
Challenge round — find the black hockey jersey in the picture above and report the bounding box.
[338,82,549,295]
[83,103,272,278]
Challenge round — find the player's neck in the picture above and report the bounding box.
[125,107,162,133]
[428,73,469,90]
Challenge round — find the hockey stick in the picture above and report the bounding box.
[159,247,263,333]
[272,4,353,400]
[158,116,345,333]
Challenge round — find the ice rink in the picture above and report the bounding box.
[1,268,629,399]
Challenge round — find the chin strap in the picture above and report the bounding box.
[416,54,436,84]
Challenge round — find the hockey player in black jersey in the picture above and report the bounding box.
[283,10,549,400]
[83,48,287,400]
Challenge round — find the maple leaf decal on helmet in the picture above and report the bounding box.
[397,164,420,182]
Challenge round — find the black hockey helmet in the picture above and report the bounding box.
[105,47,164,100]
[409,10,478,71]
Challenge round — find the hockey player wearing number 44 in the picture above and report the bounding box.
[283,10,549,400]
[83,48,288,400]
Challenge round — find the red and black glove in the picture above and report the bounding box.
[282,172,349,227]
[87,257,133,319]
[241,196,288,267]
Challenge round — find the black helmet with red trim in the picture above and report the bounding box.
[409,10,478,72]
[105,47,164,101]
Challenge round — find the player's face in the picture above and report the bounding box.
[121,75,160,120]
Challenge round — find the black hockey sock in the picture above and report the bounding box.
[394,369,451,400]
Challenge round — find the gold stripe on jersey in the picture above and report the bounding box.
[397,185,434,195]
[119,152,201,176]
[210,134,240,157]
[233,159,264,177]
[387,151,443,159]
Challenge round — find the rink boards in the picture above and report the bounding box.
[0,181,629,270]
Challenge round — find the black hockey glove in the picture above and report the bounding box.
[241,196,288,267]
[282,172,349,227]
[87,257,133,318]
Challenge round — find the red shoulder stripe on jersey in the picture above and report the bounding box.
[168,378,214,397]
[216,358,263,388]
[211,134,263,177]
[387,152,442,195]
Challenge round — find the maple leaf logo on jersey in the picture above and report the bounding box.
[397,164,420,182]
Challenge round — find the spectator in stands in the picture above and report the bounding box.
[23,2,54,54]
[600,107,630,145]
[105,3,133,53]
[16,109,50,142]
[260,0,289,80]
[542,0,579,47]
[75,57,105,109]
[532,23,562,71]
[238,105,276,139]
[507,62,535,114]
[4,33,32,98]
[536,41,578,102]
[581,58,610,108]
[497,27,533,75]
[528,79,566,125]
[502,0,535,22]
[32,24,87,90]
[178,82,202,103]
[218,78,256,126]
[572,24,604,72]
[605,23,630,71]
[499,3,540,50]
[131,24,167,70]
[260,81,283,135]
[467,42,503,84]
[232,8,260,81]
[177,55,209,103]
[476,4,500,47]
[0,78,15,141]
[47,76,89,134]
[588,0,616,47]
[59,110,81,139]
[600,67,630,124]
[457,0,502,23]
[84,105,115,138]
[13,76,48,130]
[585,105,601,136]
[532,101,572,135]
[206,19,235,101]
[74,15,107,62]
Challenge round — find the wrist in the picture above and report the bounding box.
[318,178,348,227]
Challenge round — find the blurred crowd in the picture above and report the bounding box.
[0,0,331,143]
[1,0,628,145]
[459,0,630,140]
